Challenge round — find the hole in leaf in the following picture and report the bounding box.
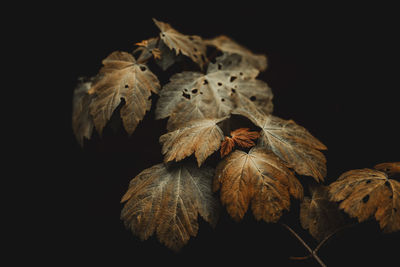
[390,195,393,199]
[250,96,257,101]
[230,76,237,82]
[161,33,165,37]
[184,88,188,92]
[194,47,198,52]
[217,82,222,86]
[221,98,225,102]
[231,88,236,93]
[218,63,222,70]
[189,36,194,41]
[200,92,203,94]
[362,195,370,203]
[203,79,208,85]
[240,72,243,76]
[366,180,371,184]
[182,92,191,100]
[385,181,391,187]
[394,208,398,212]
[125,84,129,88]
[192,89,198,94]
[140,66,147,71]
[193,54,198,59]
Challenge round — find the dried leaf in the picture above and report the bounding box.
[89,51,160,135]
[233,105,327,181]
[152,48,162,60]
[155,53,273,129]
[329,168,400,233]
[300,185,345,241]
[374,162,400,177]
[214,147,303,222]
[153,18,207,68]
[230,128,260,148]
[206,35,267,71]
[134,37,177,70]
[72,77,95,145]
[220,136,235,158]
[159,117,226,166]
[121,162,219,251]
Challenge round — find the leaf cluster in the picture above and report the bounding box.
[72,19,399,253]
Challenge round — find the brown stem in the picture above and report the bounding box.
[280,223,327,267]
[314,224,355,254]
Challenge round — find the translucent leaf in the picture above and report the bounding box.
[206,35,267,71]
[329,167,400,233]
[159,117,227,166]
[233,105,327,181]
[214,147,303,222]
[153,18,207,68]
[121,162,219,251]
[300,185,345,241]
[72,77,95,145]
[88,51,160,135]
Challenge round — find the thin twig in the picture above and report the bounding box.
[280,223,327,267]
[314,223,355,253]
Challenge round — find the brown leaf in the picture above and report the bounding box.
[300,185,345,241]
[151,48,162,60]
[155,54,273,129]
[220,136,235,158]
[230,128,260,148]
[88,51,160,135]
[121,162,219,251]
[135,40,150,47]
[214,147,303,222]
[153,18,207,68]
[72,77,95,145]
[159,117,226,166]
[374,162,400,178]
[206,35,267,71]
[329,168,400,233]
[233,105,327,181]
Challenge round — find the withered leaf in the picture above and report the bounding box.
[374,162,400,178]
[159,117,227,166]
[300,185,345,241]
[153,18,207,68]
[155,53,273,130]
[220,136,235,158]
[329,168,400,233]
[72,77,95,146]
[89,51,160,135]
[214,147,303,222]
[121,162,219,251]
[206,35,267,71]
[233,105,327,181]
[134,37,178,70]
[230,128,260,148]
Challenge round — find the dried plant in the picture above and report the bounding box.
[72,19,399,265]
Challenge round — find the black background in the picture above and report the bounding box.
[32,3,399,267]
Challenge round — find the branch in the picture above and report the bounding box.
[280,223,327,267]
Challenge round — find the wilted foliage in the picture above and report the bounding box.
[72,19,397,266]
